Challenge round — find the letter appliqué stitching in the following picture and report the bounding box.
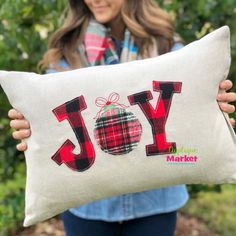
[51,96,96,172]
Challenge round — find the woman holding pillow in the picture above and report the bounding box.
[8,0,236,235]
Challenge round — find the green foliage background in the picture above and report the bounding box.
[0,0,235,235]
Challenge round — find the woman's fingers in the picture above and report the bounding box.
[219,80,233,91]
[218,102,236,114]
[8,109,30,152]
[16,142,28,152]
[217,92,236,103]
[230,118,236,127]
[12,129,31,140]
[217,80,236,115]
[8,108,24,119]
[10,119,30,130]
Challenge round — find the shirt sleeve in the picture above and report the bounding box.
[46,58,70,74]
[171,42,184,52]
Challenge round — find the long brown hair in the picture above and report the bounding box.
[39,0,175,71]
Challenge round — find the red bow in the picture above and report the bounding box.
[94,92,129,119]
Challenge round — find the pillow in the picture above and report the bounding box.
[0,26,236,227]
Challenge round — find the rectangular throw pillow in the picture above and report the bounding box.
[0,26,236,227]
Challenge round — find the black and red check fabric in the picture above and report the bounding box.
[128,81,182,156]
[94,108,142,155]
[51,96,96,172]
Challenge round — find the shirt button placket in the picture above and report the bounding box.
[122,193,133,219]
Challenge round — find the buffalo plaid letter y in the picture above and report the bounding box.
[128,81,182,156]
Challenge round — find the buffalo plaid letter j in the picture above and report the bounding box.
[51,96,96,172]
[128,81,182,156]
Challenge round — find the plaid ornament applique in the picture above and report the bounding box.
[94,92,142,155]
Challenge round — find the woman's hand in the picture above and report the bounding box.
[8,108,31,151]
[217,80,236,126]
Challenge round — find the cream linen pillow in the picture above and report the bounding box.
[0,26,236,227]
